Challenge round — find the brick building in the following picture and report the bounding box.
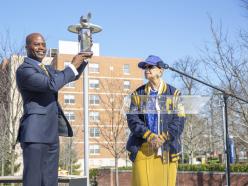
[53,41,143,171]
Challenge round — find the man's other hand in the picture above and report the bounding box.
[71,52,93,68]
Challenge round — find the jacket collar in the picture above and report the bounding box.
[144,79,167,95]
[24,57,41,66]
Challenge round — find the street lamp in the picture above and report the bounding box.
[68,13,102,186]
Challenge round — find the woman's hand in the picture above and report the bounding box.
[147,133,166,150]
[156,135,165,148]
[147,133,158,149]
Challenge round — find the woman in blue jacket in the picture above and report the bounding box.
[126,55,185,186]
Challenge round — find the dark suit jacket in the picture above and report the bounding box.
[16,57,86,143]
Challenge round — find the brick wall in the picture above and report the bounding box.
[177,171,248,186]
[96,169,248,186]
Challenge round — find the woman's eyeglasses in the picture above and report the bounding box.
[144,65,157,70]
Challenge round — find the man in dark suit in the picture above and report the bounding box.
[16,33,92,186]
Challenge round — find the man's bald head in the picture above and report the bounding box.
[26,33,45,46]
[25,33,47,62]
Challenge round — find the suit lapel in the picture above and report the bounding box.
[45,65,55,78]
[24,57,48,77]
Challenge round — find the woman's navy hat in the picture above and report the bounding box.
[138,55,164,69]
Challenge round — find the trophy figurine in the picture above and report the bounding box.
[68,12,102,53]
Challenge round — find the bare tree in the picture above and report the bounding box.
[241,0,248,11]
[173,57,212,163]
[59,137,81,175]
[200,17,248,159]
[173,56,199,95]
[58,85,84,175]
[90,78,129,186]
[0,31,24,176]
[0,59,11,176]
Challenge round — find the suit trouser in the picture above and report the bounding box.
[21,142,59,186]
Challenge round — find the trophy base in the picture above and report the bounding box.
[79,51,93,56]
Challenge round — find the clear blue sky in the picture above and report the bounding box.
[0,0,247,65]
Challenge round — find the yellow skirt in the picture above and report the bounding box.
[132,143,178,186]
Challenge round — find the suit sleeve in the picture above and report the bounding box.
[16,65,76,93]
[52,61,87,81]
[167,90,186,140]
[74,61,88,81]
[126,92,153,139]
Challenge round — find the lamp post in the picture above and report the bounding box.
[68,13,102,186]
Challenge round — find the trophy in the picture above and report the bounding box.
[68,12,102,53]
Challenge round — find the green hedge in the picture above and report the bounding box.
[89,169,99,186]
[178,164,225,172]
[178,164,248,172]
[117,164,248,172]
[119,166,132,170]
[230,164,248,172]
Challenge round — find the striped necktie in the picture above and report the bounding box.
[39,63,50,77]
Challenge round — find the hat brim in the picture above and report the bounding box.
[138,61,156,69]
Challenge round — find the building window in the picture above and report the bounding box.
[90,145,100,154]
[89,63,99,73]
[89,79,99,89]
[64,111,75,121]
[89,112,100,121]
[123,64,130,74]
[123,80,131,90]
[89,95,100,105]
[64,94,75,104]
[65,81,75,88]
[90,128,100,137]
